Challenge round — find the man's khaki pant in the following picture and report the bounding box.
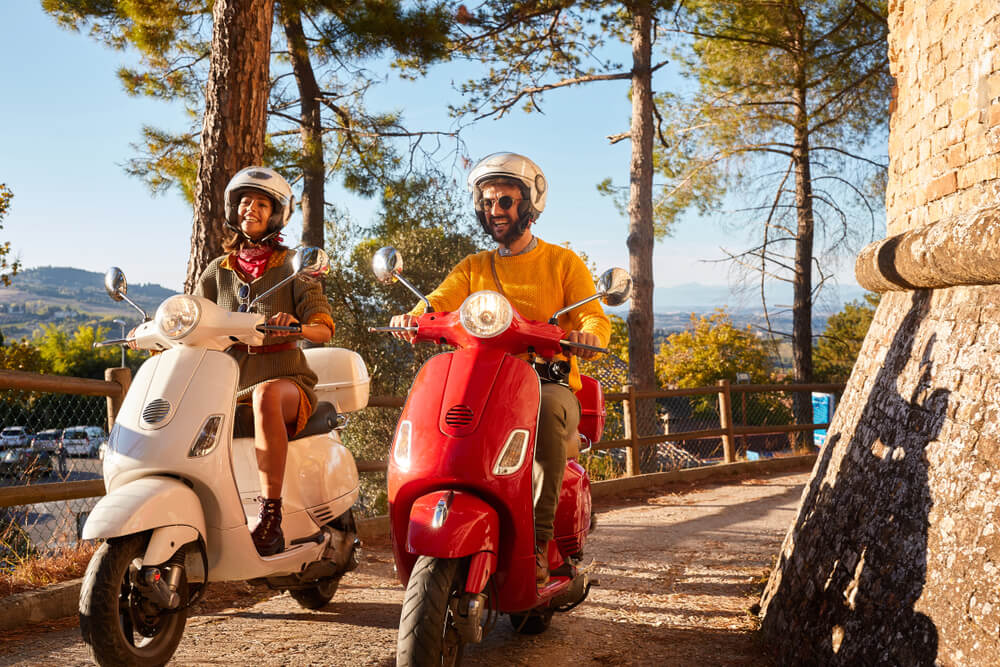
[534,382,580,544]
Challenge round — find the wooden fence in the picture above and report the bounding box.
[0,368,843,508]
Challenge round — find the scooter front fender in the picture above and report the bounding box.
[82,476,206,557]
[406,490,499,558]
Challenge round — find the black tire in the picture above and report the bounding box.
[289,576,341,609]
[508,609,553,634]
[79,533,188,667]
[396,556,463,667]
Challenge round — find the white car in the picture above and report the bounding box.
[70,425,108,457]
[31,428,63,453]
[1,426,33,449]
[62,427,93,457]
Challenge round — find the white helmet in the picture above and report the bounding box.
[467,152,547,231]
[224,166,295,237]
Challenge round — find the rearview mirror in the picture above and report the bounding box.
[598,268,633,307]
[293,247,330,278]
[372,247,402,284]
[104,267,127,302]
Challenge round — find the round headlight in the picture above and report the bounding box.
[460,291,513,338]
[155,295,202,340]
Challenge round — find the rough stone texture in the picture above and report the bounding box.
[855,205,1000,292]
[760,2,1000,664]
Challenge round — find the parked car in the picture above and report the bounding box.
[0,426,33,449]
[31,428,63,453]
[61,428,91,457]
[0,447,53,480]
[77,425,108,457]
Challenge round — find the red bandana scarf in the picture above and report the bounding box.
[236,245,275,280]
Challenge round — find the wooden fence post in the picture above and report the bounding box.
[105,367,132,432]
[622,384,640,476]
[718,379,736,463]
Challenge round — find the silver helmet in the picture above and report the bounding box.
[224,166,295,240]
[467,152,547,235]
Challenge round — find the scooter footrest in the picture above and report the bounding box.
[290,531,324,546]
[550,563,575,579]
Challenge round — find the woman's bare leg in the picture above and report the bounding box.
[252,379,301,499]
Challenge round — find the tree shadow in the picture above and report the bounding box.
[760,290,947,665]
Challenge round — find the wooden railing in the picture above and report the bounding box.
[0,368,843,508]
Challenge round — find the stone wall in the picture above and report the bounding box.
[758,2,1000,663]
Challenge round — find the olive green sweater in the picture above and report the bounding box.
[195,250,332,411]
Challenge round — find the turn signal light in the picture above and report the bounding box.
[493,429,530,475]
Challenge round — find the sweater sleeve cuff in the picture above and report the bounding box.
[306,312,335,336]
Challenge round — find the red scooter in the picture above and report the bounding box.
[370,247,632,666]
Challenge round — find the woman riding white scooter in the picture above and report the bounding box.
[196,166,335,556]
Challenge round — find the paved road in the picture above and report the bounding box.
[0,471,808,666]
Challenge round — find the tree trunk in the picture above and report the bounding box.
[791,52,815,441]
[626,1,660,472]
[184,0,275,293]
[279,3,326,249]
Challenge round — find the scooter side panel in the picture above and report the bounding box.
[82,475,206,543]
[406,490,499,558]
[554,459,592,557]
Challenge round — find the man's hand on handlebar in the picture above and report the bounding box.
[565,330,602,360]
[390,313,418,343]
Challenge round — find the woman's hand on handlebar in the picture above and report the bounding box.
[565,330,602,360]
[267,312,301,337]
[390,313,418,343]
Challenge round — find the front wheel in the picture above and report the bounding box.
[396,556,463,667]
[79,533,188,667]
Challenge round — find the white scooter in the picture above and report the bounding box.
[80,248,370,667]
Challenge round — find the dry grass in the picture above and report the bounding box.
[0,541,97,598]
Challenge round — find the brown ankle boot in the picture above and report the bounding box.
[252,497,284,556]
[535,541,550,587]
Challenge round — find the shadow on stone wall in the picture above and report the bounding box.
[759,291,949,665]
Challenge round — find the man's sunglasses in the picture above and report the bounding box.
[480,196,521,211]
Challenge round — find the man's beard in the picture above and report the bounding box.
[488,215,525,246]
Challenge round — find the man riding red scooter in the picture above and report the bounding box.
[377,153,632,665]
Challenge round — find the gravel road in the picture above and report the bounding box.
[0,471,807,666]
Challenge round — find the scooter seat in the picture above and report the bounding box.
[232,401,339,441]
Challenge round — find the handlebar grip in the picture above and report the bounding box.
[256,324,302,333]
[368,326,419,333]
[560,340,609,355]
[93,338,130,348]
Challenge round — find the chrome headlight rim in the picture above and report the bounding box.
[459,290,513,339]
[155,295,202,340]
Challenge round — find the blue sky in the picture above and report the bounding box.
[1,4,871,305]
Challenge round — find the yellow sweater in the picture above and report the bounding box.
[410,238,611,391]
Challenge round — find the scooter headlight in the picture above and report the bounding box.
[459,291,513,339]
[155,295,202,340]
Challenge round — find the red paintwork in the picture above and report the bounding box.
[406,490,499,558]
[386,303,599,616]
[576,374,606,444]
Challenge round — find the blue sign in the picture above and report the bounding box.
[812,393,836,447]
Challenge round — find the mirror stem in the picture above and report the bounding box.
[548,293,602,325]
[394,273,434,314]
[120,294,150,322]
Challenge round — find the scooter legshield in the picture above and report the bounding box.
[406,490,499,559]
[82,475,206,552]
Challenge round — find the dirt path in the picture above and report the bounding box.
[0,472,807,666]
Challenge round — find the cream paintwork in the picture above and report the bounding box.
[84,295,366,582]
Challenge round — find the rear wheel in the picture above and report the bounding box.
[289,577,340,609]
[396,556,463,667]
[508,609,554,634]
[79,533,188,667]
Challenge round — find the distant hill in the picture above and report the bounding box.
[0,266,178,340]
